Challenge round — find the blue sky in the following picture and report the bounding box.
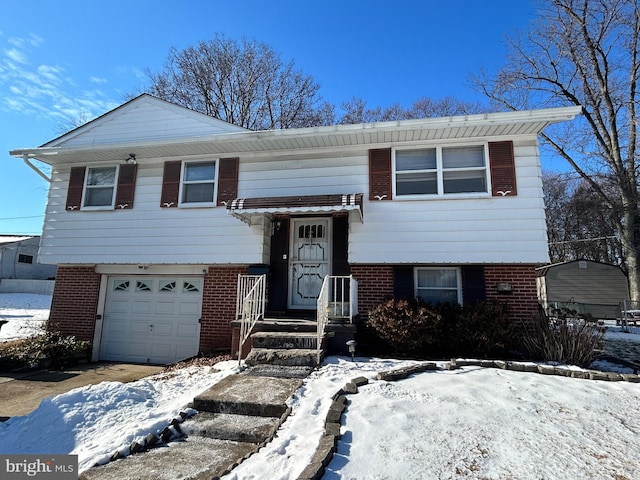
[0,0,538,235]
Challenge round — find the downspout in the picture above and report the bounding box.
[22,155,51,183]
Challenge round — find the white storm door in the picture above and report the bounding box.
[288,218,331,309]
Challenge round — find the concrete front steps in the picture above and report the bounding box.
[245,331,322,368]
[80,367,306,480]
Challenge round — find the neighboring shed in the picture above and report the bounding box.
[536,259,629,320]
[0,236,57,281]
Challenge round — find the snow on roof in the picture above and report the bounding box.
[0,235,34,246]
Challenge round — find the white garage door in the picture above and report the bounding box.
[100,276,203,364]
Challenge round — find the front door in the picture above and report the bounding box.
[288,218,331,309]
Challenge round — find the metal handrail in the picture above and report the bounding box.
[237,274,266,364]
[316,275,359,364]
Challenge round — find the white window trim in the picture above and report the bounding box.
[81,164,119,210]
[414,267,462,304]
[178,159,219,208]
[393,144,492,200]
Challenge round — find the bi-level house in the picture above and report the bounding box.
[10,95,581,364]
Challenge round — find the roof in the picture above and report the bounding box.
[536,259,625,276]
[10,105,583,165]
[0,235,34,246]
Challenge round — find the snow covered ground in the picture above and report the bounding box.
[1,293,640,479]
[0,292,52,341]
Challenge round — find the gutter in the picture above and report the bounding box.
[22,154,51,183]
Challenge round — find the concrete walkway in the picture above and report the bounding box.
[79,366,310,480]
[0,362,163,420]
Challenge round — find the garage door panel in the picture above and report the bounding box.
[155,301,177,315]
[177,322,198,337]
[131,300,153,314]
[178,301,200,315]
[100,275,203,364]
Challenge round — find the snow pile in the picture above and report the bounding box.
[0,361,241,473]
[0,293,51,341]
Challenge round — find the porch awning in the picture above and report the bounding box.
[227,193,364,225]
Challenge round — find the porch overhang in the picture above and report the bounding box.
[227,193,364,225]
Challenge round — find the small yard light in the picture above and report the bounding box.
[346,339,357,362]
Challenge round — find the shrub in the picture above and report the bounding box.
[0,330,91,371]
[364,298,513,359]
[366,297,442,355]
[519,307,604,367]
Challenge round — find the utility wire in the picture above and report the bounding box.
[548,235,618,245]
[0,215,43,220]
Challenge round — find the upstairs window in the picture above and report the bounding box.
[394,145,489,197]
[83,166,117,208]
[180,161,216,205]
[18,254,33,264]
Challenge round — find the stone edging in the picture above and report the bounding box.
[296,359,640,480]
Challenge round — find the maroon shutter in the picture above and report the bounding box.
[489,141,517,196]
[65,166,86,211]
[160,161,181,208]
[115,163,138,209]
[369,148,392,201]
[217,157,239,206]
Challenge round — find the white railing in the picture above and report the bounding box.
[236,274,266,364]
[316,275,359,363]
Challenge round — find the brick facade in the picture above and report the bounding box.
[484,264,539,326]
[200,265,247,353]
[350,263,539,325]
[48,265,101,342]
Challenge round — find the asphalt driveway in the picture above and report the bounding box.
[0,362,163,420]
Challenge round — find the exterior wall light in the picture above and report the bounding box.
[496,282,512,294]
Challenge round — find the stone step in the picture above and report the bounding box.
[251,331,318,350]
[181,412,281,444]
[79,436,258,480]
[193,374,303,417]
[244,348,321,368]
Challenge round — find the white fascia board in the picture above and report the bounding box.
[10,106,583,163]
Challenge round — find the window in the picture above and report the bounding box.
[180,161,216,205]
[83,166,118,208]
[395,145,488,197]
[415,268,461,304]
[17,254,33,264]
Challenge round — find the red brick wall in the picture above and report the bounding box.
[200,265,247,353]
[350,265,394,316]
[350,264,539,325]
[48,266,100,342]
[484,264,539,326]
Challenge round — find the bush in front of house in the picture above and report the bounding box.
[364,298,513,359]
[0,330,91,371]
[519,306,604,368]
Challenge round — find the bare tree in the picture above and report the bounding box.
[543,171,622,265]
[146,35,322,130]
[472,0,640,299]
[338,96,487,124]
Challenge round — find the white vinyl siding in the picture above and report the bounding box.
[39,139,547,266]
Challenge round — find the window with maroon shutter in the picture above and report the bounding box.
[217,157,239,206]
[115,163,138,209]
[369,148,392,201]
[66,166,86,211]
[160,161,182,207]
[488,141,517,196]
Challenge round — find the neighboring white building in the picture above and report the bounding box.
[0,235,57,281]
[10,94,581,364]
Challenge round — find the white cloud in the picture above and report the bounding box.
[0,34,120,127]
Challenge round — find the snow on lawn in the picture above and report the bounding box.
[0,361,241,473]
[2,293,640,478]
[222,358,640,480]
[0,293,51,341]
